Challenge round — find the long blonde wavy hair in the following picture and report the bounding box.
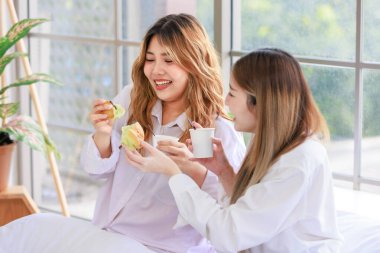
[128,14,229,142]
[230,48,329,205]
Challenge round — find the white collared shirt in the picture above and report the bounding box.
[80,85,246,253]
[168,138,343,253]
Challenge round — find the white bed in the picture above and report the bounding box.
[1,211,380,253]
[0,213,154,253]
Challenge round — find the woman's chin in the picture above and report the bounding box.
[233,123,242,132]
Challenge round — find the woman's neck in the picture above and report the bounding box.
[162,100,186,125]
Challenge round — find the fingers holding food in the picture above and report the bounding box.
[99,100,126,120]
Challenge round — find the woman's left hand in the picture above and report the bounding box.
[157,140,208,186]
[156,140,195,172]
[125,141,181,176]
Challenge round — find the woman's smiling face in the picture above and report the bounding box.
[143,35,189,105]
[225,75,257,133]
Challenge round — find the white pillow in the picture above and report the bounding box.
[0,213,154,253]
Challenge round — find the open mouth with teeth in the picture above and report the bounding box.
[154,80,172,90]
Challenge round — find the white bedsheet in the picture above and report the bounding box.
[1,211,380,253]
[0,213,154,253]
[337,211,380,253]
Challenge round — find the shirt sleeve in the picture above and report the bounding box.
[214,117,246,172]
[210,118,247,203]
[80,85,133,179]
[169,164,309,252]
[200,170,219,200]
[80,131,121,179]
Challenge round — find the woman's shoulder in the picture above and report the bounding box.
[115,84,133,99]
[265,139,329,183]
[276,138,328,171]
[296,138,327,157]
[113,84,133,107]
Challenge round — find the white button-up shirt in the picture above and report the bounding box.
[80,85,246,253]
[168,138,343,253]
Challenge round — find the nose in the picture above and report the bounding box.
[225,94,230,106]
[152,61,165,75]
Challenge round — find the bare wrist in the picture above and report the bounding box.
[168,166,182,177]
[219,164,235,182]
[93,133,112,158]
[182,163,207,187]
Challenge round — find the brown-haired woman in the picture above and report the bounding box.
[126,48,343,252]
[81,14,246,252]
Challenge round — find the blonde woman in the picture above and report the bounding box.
[81,14,246,252]
[126,48,343,252]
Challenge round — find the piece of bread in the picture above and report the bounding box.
[121,122,144,151]
[101,101,125,120]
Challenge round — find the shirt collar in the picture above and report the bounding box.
[151,100,188,132]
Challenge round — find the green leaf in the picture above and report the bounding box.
[0,73,62,96]
[0,102,19,120]
[2,115,60,159]
[0,52,27,75]
[0,18,48,59]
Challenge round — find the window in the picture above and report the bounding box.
[232,0,380,191]
[26,0,214,218]
[21,0,380,218]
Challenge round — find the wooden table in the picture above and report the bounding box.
[0,185,39,226]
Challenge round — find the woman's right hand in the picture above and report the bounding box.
[188,137,232,177]
[189,137,236,195]
[90,99,115,136]
[90,99,115,158]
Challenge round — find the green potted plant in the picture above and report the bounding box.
[0,18,61,191]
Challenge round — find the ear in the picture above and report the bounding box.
[249,95,256,106]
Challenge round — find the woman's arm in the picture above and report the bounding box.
[80,131,121,179]
[210,118,246,196]
[168,165,309,252]
[80,85,133,178]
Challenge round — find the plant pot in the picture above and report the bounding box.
[0,143,16,192]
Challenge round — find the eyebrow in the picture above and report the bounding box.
[146,51,169,57]
[229,83,237,91]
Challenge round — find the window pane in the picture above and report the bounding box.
[121,46,141,86]
[30,38,116,130]
[362,69,380,180]
[121,0,214,41]
[236,0,356,60]
[363,0,380,63]
[35,129,99,219]
[302,65,355,175]
[30,0,115,38]
[30,38,117,217]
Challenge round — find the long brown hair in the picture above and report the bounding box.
[128,14,229,142]
[230,48,329,204]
